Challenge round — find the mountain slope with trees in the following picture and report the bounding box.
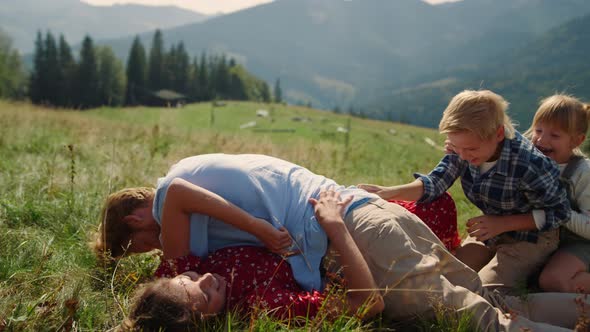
[0,29,26,99]
[28,31,271,109]
[364,12,590,128]
[100,0,590,110]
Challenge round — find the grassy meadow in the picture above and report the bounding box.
[0,100,480,331]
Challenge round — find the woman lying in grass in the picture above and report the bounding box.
[120,190,384,331]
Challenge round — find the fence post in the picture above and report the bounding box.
[210,102,215,127]
[344,116,351,161]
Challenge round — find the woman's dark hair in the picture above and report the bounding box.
[119,278,202,332]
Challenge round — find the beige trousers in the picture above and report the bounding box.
[460,230,559,292]
[335,199,584,331]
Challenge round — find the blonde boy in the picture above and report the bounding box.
[361,90,571,293]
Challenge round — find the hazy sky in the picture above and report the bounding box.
[82,0,461,15]
[426,0,462,3]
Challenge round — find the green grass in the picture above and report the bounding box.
[0,100,481,331]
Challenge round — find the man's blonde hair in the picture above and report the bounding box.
[92,187,155,259]
[439,90,515,140]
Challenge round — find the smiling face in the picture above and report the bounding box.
[531,121,583,164]
[169,271,227,317]
[446,129,504,166]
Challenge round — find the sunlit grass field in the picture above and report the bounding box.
[0,100,480,331]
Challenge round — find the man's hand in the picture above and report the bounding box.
[309,188,353,237]
[466,215,507,242]
[254,219,292,254]
[310,189,384,319]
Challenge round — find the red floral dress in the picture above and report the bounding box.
[155,246,325,319]
[390,192,460,251]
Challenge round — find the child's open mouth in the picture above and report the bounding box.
[536,146,553,155]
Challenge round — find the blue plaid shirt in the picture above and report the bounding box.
[416,131,570,243]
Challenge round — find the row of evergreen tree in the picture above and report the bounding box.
[30,32,123,108]
[0,29,26,99]
[29,29,281,109]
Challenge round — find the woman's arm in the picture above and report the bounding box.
[309,190,384,319]
[160,178,291,259]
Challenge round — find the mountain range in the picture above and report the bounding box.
[365,11,590,128]
[3,0,590,128]
[96,0,590,123]
[0,0,207,53]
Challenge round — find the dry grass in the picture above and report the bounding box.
[0,100,479,331]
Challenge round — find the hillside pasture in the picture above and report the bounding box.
[0,100,478,331]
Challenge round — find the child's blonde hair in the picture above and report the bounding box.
[439,90,515,140]
[92,187,155,259]
[527,95,590,157]
[119,278,200,331]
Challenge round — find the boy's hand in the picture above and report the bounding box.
[309,189,353,237]
[444,138,456,154]
[358,184,396,200]
[255,220,292,254]
[358,183,385,193]
[466,215,506,241]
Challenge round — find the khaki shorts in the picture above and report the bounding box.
[461,229,559,291]
[560,228,590,268]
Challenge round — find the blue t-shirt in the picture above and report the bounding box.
[152,153,377,291]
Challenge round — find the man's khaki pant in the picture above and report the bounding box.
[336,199,584,331]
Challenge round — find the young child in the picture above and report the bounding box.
[525,94,590,293]
[120,190,384,330]
[360,89,571,294]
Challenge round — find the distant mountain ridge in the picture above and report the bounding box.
[6,0,590,129]
[365,12,590,129]
[98,0,590,114]
[0,0,207,53]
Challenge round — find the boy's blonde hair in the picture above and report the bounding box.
[527,94,590,156]
[92,187,155,259]
[439,90,515,140]
[119,278,200,331]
